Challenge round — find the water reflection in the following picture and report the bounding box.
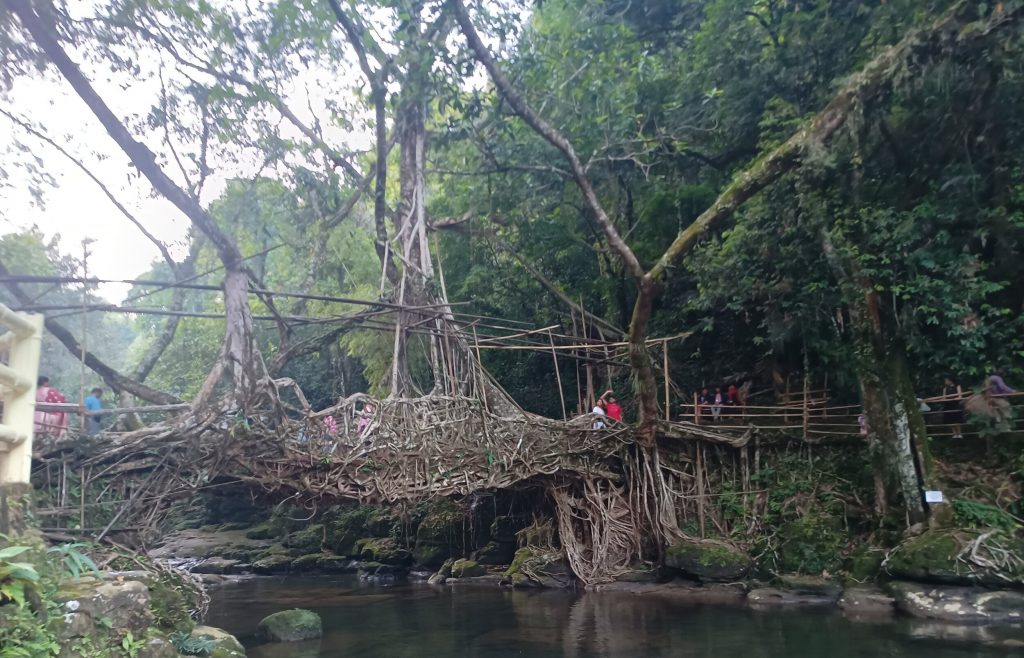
[205,576,1019,657]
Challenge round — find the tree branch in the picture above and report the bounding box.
[451,0,645,282]
[0,260,180,405]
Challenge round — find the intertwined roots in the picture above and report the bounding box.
[267,394,634,501]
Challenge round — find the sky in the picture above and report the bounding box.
[0,1,514,304]
[0,7,366,303]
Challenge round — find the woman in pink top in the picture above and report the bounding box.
[34,376,69,438]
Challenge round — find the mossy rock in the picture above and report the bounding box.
[256,609,322,643]
[503,548,572,588]
[412,500,467,568]
[251,554,293,574]
[354,537,412,565]
[291,553,331,572]
[451,559,485,578]
[357,561,406,575]
[665,539,752,582]
[415,499,466,542]
[208,545,260,562]
[777,574,842,598]
[886,529,1024,587]
[253,544,294,560]
[472,541,515,566]
[189,625,246,658]
[317,555,359,573]
[218,521,252,532]
[285,525,324,553]
[413,542,449,568]
[616,562,661,583]
[322,506,374,555]
[266,507,305,538]
[245,524,275,540]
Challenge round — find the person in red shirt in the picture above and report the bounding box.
[601,390,624,422]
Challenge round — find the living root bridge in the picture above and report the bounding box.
[34,394,634,521]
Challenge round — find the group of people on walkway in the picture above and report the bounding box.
[33,376,106,437]
[696,384,747,423]
[932,371,1018,438]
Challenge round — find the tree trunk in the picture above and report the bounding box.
[10,0,268,410]
[821,230,928,523]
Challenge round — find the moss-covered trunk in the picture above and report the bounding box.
[821,230,929,524]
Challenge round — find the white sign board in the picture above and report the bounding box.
[924,491,944,503]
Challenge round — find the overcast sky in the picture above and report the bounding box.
[0,12,365,303]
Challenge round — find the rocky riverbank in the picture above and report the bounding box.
[150,498,1024,640]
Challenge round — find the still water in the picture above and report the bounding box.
[205,576,1017,658]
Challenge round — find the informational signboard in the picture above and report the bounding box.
[924,490,944,503]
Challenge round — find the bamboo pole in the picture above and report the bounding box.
[548,330,567,421]
[663,340,671,422]
[696,442,706,538]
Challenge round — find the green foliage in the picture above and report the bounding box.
[47,543,100,580]
[0,546,41,608]
[953,499,1020,532]
[170,631,217,656]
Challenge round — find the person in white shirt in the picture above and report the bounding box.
[592,399,607,429]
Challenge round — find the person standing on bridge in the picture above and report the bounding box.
[592,398,607,429]
[711,387,724,423]
[600,390,623,423]
[82,388,105,436]
[940,377,965,439]
[34,376,69,438]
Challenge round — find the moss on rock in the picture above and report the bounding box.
[886,529,1024,587]
[256,609,322,643]
[665,539,752,582]
[322,506,374,555]
[189,625,246,658]
[251,554,293,574]
[354,537,412,565]
[502,548,571,588]
[450,559,485,578]
[284,525,324,553]
[412,499,467,568]
[291,553,330,572]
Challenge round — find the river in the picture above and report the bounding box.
[205,575,1016,657]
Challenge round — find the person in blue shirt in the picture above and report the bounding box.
[83,388,105,436]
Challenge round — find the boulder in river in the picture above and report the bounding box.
[256,609,323,643]
[502,548,573,588]
[189,626,247,658]
[251,553,293,574]
[664,539,751,582]
[747,587,837,606]
[889,581,1024,623]
[838,586,896,616]
[451,558,485,578]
